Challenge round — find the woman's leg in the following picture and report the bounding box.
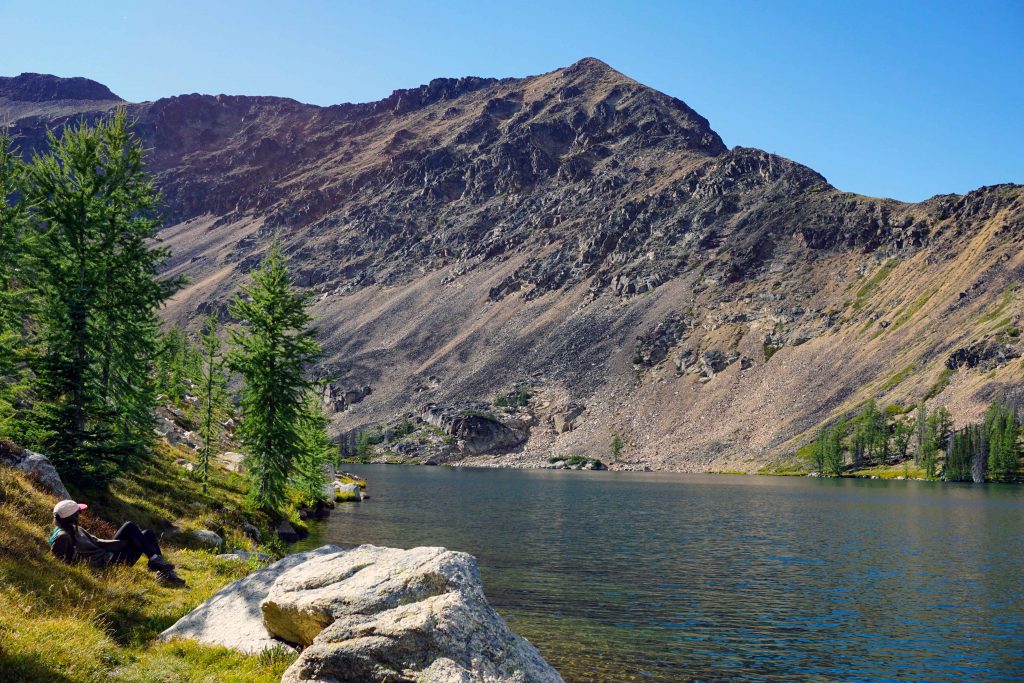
[110,522,162,564]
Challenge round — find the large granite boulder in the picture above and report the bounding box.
[0,441,71,500]
[268,545,562,683]
[161,543,563,682]
[159,545,342,653]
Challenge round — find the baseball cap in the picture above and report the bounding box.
[53,499,88,519]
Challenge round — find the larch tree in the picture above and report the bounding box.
[292,392,335,508]
[24,110,178,476]
[198,314,229,494]
[228,242,321,514]
[0,133,32,437]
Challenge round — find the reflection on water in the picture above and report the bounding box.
[303,466,1024,682]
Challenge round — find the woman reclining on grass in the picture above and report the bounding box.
[48,499,185,586]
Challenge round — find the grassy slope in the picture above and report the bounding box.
[0,441,296,683]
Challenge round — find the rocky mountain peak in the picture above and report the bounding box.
[2,63,1021,473]
[0,73,122,102]
[563,56,619,76]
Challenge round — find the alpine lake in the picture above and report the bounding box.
[298,465,1024,682]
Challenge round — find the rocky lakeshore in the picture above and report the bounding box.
[160,544,564,683]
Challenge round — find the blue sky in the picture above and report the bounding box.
[2,0,1021,202]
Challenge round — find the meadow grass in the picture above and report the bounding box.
[0,443,296,682]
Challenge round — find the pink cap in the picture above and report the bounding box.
[53,500,88,519]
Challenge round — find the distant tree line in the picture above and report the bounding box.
[0,113,333,515]
[805,397,1021,483]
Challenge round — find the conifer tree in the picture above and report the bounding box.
[229,243,320,513]
[24,111,178,475]
[0,133,31,436]
[985,401,1020,482]
[915,401,926,466]
[292,392,335,508]
[890,417,914,463]
[923,406,952,480]
[807,425,844,476]
[825,422,845,476]
[155,327,203,404]
[198,315,228,494]
[944,427,974,482]
[854,400,885,466]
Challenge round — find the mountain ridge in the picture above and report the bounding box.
[3,62,1022,471]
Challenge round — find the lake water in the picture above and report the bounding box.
[305,465,1024,682]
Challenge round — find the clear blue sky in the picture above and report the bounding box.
[2,0,1021,202]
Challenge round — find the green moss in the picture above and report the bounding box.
[548,455,603,469]
[762,343,781,362]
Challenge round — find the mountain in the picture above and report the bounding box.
[3,61,1022,472]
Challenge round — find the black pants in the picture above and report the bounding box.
[107,522,161,566]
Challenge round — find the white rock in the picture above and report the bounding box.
[217,550,273,563]
[160,546,342,653]
[191,529,223,549]
[218,451,246,473]
[11,450,71,500]
[263,544,564,683]
[332,481,362,501]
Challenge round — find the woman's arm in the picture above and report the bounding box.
[86,527,129,551]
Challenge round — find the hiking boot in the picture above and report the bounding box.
[148,554,175,573]
[156,568,186,587]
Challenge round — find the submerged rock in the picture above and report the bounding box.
[277,521,301,544]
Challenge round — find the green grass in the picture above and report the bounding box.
[846,461,927,480]
[890,290,935,330]
[880,363,916,391]
[923,368,955,401]
[853,259,899,310]
[977,284,1020,324]
[757,462,809,476]
[0,443,295,682]
[494,388,531,409]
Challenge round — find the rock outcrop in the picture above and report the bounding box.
[161,544,563,683]
[419,404,527,455]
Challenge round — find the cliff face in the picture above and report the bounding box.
[4,60,1023,471]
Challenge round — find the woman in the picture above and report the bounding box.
[48,499,185,586]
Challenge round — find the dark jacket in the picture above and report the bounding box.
[49,527,116,567]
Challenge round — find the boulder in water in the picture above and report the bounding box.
[263,544,564,683]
